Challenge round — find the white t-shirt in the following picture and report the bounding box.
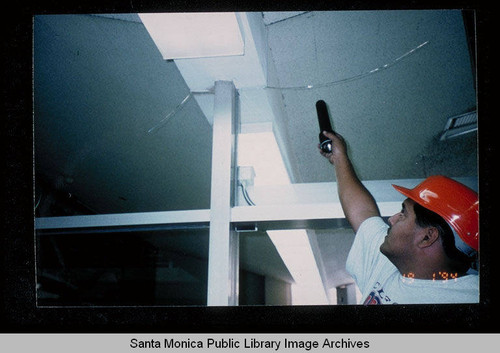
[346,216,479,304]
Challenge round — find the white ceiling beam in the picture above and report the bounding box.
[35,209,210,230]
[231,176,478,229]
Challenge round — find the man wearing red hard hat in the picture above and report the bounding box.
[319,131,478,304]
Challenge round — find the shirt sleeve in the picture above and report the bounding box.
[345,216,389,294]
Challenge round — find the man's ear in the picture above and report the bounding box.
[418,227,440,248]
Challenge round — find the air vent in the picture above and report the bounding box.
[440,110,477,141]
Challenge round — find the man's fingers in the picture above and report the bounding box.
[323,130,338,139]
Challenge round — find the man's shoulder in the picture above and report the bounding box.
[357,216,388,235]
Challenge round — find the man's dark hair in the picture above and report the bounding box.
[413,202,473,273]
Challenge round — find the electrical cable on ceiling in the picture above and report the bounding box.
[147,93,193,134]
[147,90,213,134]
[239,183,256,206]
[148,41,429,132]
[265,41,430,90]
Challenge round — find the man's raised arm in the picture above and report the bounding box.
[319,131,380,233]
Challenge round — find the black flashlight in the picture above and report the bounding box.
[316,100,334,153]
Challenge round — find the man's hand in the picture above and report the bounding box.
[318,131,348,165]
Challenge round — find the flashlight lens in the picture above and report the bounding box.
[321,140,332,153]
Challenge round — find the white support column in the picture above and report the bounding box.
[207,81,239,306]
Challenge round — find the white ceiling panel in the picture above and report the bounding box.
[265,10,477,182]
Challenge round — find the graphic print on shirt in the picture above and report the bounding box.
[362,281,396,305]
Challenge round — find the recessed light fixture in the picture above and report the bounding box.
[138,12,244,60]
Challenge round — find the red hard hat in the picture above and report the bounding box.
[392,175,479,255]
